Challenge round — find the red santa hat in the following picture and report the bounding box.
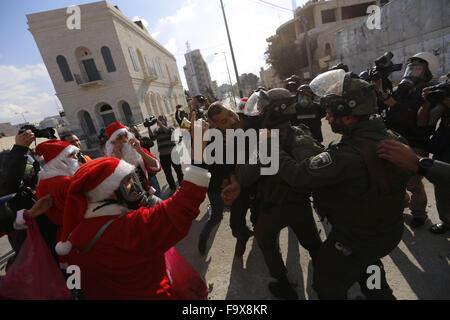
[55,157,135,255]
[36,140,79,164]
[106,122,129,142]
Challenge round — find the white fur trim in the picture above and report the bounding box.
[84,201,132,219]
[38,145,80,180]
[15,209,26,226]
[183,165,211,188]
[87,160,136,202]
[55,241,72,255]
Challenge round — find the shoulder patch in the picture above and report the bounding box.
[309,152,333,170]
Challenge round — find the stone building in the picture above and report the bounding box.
[268,0,391,80]
[27,1,185,148]
[332,0,449,81]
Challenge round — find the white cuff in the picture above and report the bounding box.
[148,159,161,172]
[15,209,26,226]
[183,165,211,188]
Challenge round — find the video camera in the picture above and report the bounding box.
[367,52,403,85]
[425,82,450,104]
[19,125,57,140]
[143,115,157,128]
[195,95,206,105]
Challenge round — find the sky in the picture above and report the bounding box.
[0,0,308,125]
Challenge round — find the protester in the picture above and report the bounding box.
[104,122,162,206]
[61,133,93,165]
[149,116,184,193]
[54,113,211,299]
[175,104,189,126]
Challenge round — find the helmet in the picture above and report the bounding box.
[297,84,314,95]
[329,63,349,72]
[410,52,439,76]
[243,88,297,128]
[359,70,370,80]
[310,69,376,117]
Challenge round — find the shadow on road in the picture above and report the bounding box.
[388,214,450,299]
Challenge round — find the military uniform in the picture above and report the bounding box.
[236,124,324,289]
[277,118,411,299]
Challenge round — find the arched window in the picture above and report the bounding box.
[121,102,134,125]
[56,55,74,82]
[100,105,112,112]
[101,46,116,72]
[99,104,117,126]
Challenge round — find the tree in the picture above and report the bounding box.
[265,36,307,80]
[239,73,259,95]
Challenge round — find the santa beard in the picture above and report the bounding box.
[66,157,81,175]
[119,142,142,167]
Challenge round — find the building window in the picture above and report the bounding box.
[128,47,140,72]
[341,2,376,20]
[56,55,74,82]
[144,55,156,76]
[321,9,336,24]
[99,104,117,126]
[101,46,116,72]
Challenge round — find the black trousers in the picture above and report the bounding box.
[229,188,255,241]
[312,225,403,300]
[159,154,184,189]
[255,202,322,280]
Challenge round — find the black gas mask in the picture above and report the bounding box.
[114,173,148,210]
[396,58,431,100]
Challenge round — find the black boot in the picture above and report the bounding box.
[268,276,298,300]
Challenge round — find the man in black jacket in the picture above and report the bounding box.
[175,105,189,126]
[0,130,58,261]
[149,116,184,193]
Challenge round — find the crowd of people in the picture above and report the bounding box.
[0,50,448,300]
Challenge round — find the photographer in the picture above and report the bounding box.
[416,81,450,234]
[0,130,57,261]
[191,95,210,121]
[149,116,184,193]
[61,132,93,165]
[384,52,440,228]
[175,105,189,127]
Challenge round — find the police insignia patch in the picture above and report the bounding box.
[309,152,332,170]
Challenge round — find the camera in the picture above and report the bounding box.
[143,116,157,128]
[425,82,450,104]
[368,52,403,81]
[19,125,57,139]
[195,95,206,105]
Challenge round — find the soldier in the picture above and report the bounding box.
[224,70,411,299]
[223,88,324,300]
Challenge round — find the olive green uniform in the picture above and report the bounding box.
[277,118,411,299]
[236,125,324,281]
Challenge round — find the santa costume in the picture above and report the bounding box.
[35,140,79,242]
[56,157,210,300]
[104,122,161,192]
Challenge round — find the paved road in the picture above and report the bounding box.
[1,118,449,299]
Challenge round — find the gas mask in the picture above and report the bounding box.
[114,173,148,210]
[397,59,431,100]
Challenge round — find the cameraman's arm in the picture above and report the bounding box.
[0,131,34,195]
[417,101,432,127]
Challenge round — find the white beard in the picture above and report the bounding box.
[66,157,81,175]
[120,142,142,167]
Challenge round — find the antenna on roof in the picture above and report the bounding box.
[186,41,191,53]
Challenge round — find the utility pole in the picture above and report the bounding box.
[299,9,313,79]
[215,52,237,108]
[220,0,243,98]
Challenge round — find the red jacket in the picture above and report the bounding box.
[66,180,207,300]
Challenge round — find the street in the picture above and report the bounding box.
[1,118,449,299]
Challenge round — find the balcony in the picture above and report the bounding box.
[74,70,104,88]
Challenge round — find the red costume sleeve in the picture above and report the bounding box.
[114,180,207,254]
[141,147,161,173]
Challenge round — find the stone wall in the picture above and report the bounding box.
[333,0,450,81]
